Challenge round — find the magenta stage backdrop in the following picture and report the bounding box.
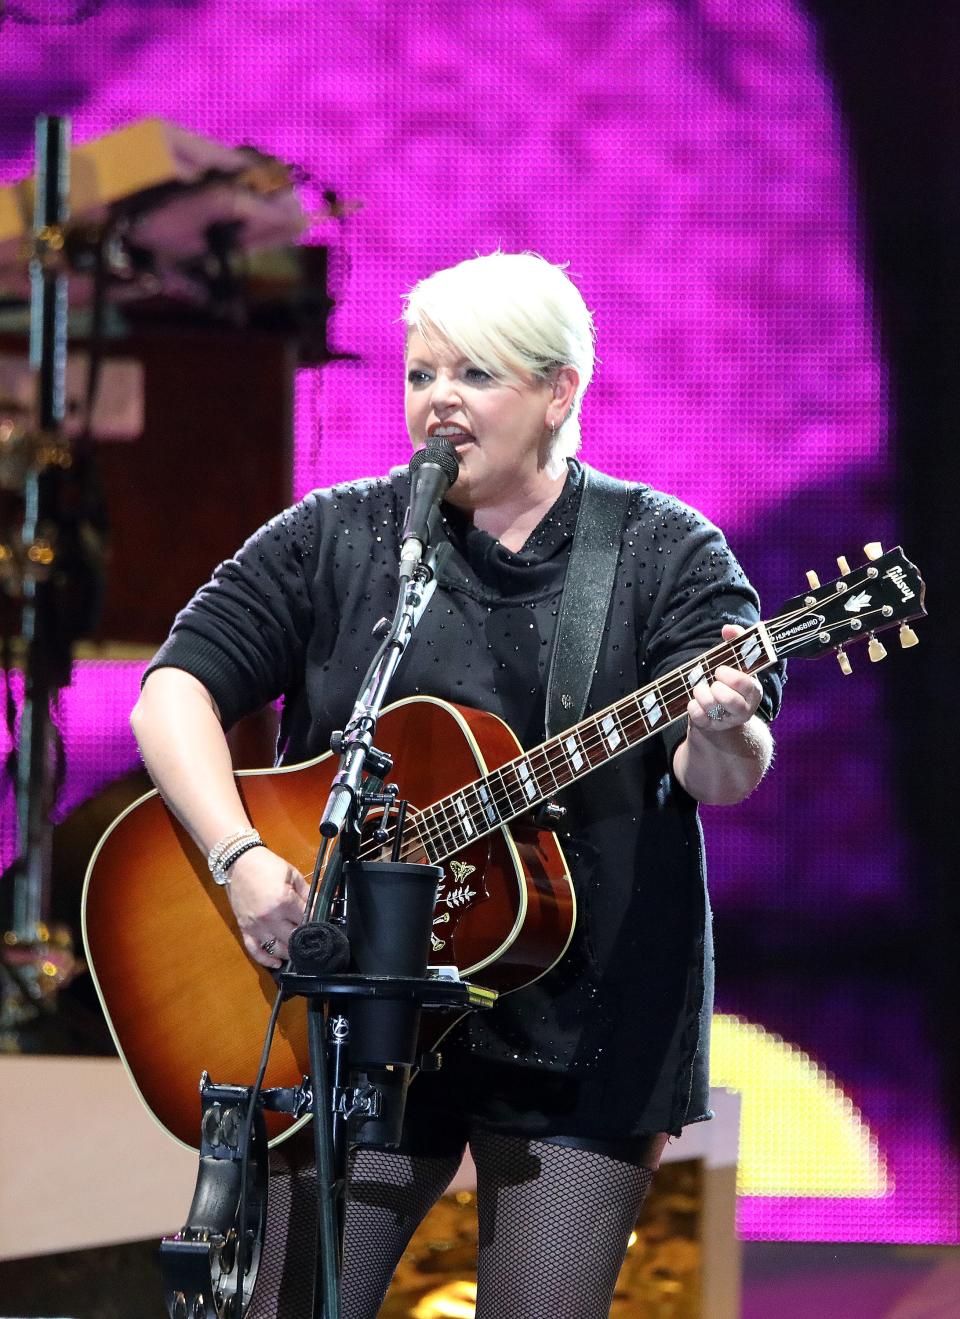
[1,1,954,1244]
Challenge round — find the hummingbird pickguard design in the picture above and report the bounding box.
[431,848,490,953]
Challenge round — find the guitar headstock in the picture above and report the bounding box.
[767,544,926,670]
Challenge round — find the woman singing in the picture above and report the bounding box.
[132,251,781,1318]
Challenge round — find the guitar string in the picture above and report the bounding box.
[401,628,758,859]
[398,617,788,861]
[371,599,901,864]
[358,597,903,864]
[387,599,900,864]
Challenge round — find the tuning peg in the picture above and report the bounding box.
[863,542,884,561]
[836,650,852,676]
[837,555,851,575]
[868,635,887,662]
[899,623,919,648]
[806,570,821,589]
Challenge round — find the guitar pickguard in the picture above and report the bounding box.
[430,841,492,955]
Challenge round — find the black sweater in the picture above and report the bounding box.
[148,461,782,1136]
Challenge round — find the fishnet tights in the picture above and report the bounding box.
[247,1129,653,1318]
[340,1145,464,1319]
[471,1130,654,1319]
[247,1134,461,1319]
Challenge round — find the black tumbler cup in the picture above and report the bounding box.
[344,859,443,1067]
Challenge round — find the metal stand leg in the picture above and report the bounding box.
[308,999,344,1319]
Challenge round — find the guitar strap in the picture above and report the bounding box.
[544,463,635,739]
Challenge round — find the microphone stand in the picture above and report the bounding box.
[280,533,495,1319]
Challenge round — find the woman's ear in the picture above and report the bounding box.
[547,365,579,429]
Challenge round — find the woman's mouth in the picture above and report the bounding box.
[429,425,475,446]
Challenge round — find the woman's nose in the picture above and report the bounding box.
[431,371,462,410]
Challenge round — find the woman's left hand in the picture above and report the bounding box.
[685,623,764,735]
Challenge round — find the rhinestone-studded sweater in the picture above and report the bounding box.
[147,461,782,1136]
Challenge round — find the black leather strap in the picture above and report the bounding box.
[545,464,634,738]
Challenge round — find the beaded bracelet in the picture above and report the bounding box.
[208,827,256,870]
[220,837,266,877]
[209,827,261,886]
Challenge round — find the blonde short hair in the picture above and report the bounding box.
[402,252,595,458]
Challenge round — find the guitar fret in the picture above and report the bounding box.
[493,765,526,815]
[579,720,605,768]
[445,795,473,848]
[464,781,494,835]
[412,817,440,865]
[489,776,515,817]
[551,744,576,786]
[536,747,562,793]
[419,810,451,862]
[575,717,600,764]
[626,693,650,736]
[685,661,706,691]
[434,797,465,850]
[476,781,502,827]
[739,632,763,669]
[452,792,475,838]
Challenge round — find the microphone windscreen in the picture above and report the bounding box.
[288,921,351,975]
[409,437,459,487]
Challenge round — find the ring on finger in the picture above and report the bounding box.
[706,703,729,722]
[260,936,278,955]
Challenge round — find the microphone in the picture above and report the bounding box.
[399,438,459,578]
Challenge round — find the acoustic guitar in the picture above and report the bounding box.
[81,545,925,1150]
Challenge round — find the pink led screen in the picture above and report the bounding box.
[1,0,954,1244]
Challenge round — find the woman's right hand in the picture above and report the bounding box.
[225,847,311,968]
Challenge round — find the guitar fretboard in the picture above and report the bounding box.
[402,621,777,865]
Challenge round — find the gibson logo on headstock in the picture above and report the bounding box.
[884,564,916,601]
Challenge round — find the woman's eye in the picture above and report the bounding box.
[464,367,492,383]
[407,369,432,386]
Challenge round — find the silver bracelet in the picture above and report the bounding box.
[209,827,261,886]
[207,828,254,869]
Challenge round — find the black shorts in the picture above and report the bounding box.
[397,1050,668,1168]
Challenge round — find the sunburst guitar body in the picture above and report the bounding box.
[82,697,575,1151]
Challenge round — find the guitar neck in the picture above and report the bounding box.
[410,621,779,865]
[387,542,926,866]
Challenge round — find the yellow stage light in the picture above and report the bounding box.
[411,1279,478,1319]
[710,1013,890,1197]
